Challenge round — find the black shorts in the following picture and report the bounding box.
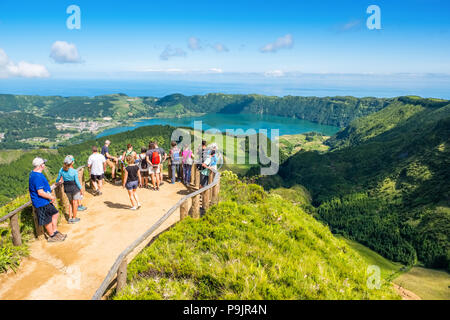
[91,174,104,182]
[35,203,59,226]
[200,174,209,187]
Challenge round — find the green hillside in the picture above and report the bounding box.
[273,97,450,270]
[114,171,399,300]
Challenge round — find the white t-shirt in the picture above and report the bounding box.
[88,153,106,176]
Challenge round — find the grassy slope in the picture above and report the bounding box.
[115,171,398,300]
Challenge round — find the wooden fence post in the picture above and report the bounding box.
[55,184,70,220]
[10,214,22,246]
[212,177,220,205]
[191,164,196,187]
[78,167,86,193]
[195,166,200,189]
[190,194,200,219]
[180,198,191,220]
[202,188,211,211]
[116,260,128,293]
[32,207,45,240]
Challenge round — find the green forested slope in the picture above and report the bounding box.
[0,125,176,207]
[0,93,391,127]
[115,171,399,300]
[275,98,450,270]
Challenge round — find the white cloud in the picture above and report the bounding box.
[0,48,50,78]
[264,70,285,77]
[260,34,294,53]
[50,41,82,63]
[208,68,223,73]
[188,37,202,51]
[212,43,229,53]
[160,45,187,60]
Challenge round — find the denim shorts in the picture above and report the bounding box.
[126,180,139,190]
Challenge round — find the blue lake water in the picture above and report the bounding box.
[97,113,340,139]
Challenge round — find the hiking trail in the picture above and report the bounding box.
[0,180,189,300]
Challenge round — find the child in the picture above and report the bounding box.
[122,155,142,210]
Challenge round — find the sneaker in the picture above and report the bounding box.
[54,231,67,240]
[137,203,142,209]
[78,206,87,211]
[130,206,137,210]
[48,233,64,242]
[97,191,103,196]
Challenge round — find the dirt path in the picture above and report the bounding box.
[0,180,189,300]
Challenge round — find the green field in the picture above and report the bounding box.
[340,236,450,300]
[393,267,450,300]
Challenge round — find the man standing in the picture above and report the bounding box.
[29,157,66,242]
[88,146,107,196]
[154,141,167,185]
[101,140,118,180]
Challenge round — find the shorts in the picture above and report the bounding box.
[126,180,139,190]
[106,159,116,167]
[91,174,104,182]
[149,166,160,174]
[35,203,59,226]
[67,191,83,202]
[140,170,149,177]
[200,174,209,187]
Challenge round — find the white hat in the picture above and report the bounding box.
[64,155,74,165]
[32,157,47,167]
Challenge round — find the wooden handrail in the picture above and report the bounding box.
[91,168,221,300]
[0,166,86,244]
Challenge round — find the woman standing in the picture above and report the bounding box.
[122,155,142,210]
[138,147,150,188]
[182,144,194,185]
[57,155,85,224]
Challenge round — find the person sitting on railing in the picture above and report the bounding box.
[29,157,67,242]
[121,144,137,167]
[56,155,86,224]
[200,150,215,188]
[101,140,119,180]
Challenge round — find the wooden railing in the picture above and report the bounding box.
[91,164,220,300]
[0,166,87,244]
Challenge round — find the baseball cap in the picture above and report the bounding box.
[64,155,75,165]
[32,157,47,167]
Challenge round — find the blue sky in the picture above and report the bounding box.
[0,0,449,82]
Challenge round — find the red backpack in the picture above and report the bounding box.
[151,151,161,166]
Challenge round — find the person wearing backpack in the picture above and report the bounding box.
[154,141,167,185]
[146,142,161,191]
[138,147,149,188]
[169,141,182,184]
[196,140,208,171]
[182,144,194,185]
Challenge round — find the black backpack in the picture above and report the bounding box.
[140,155,148,170]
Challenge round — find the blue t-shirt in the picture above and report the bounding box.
[29,171,51,208]
[101,145,109,158]
[56,167,82,190]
